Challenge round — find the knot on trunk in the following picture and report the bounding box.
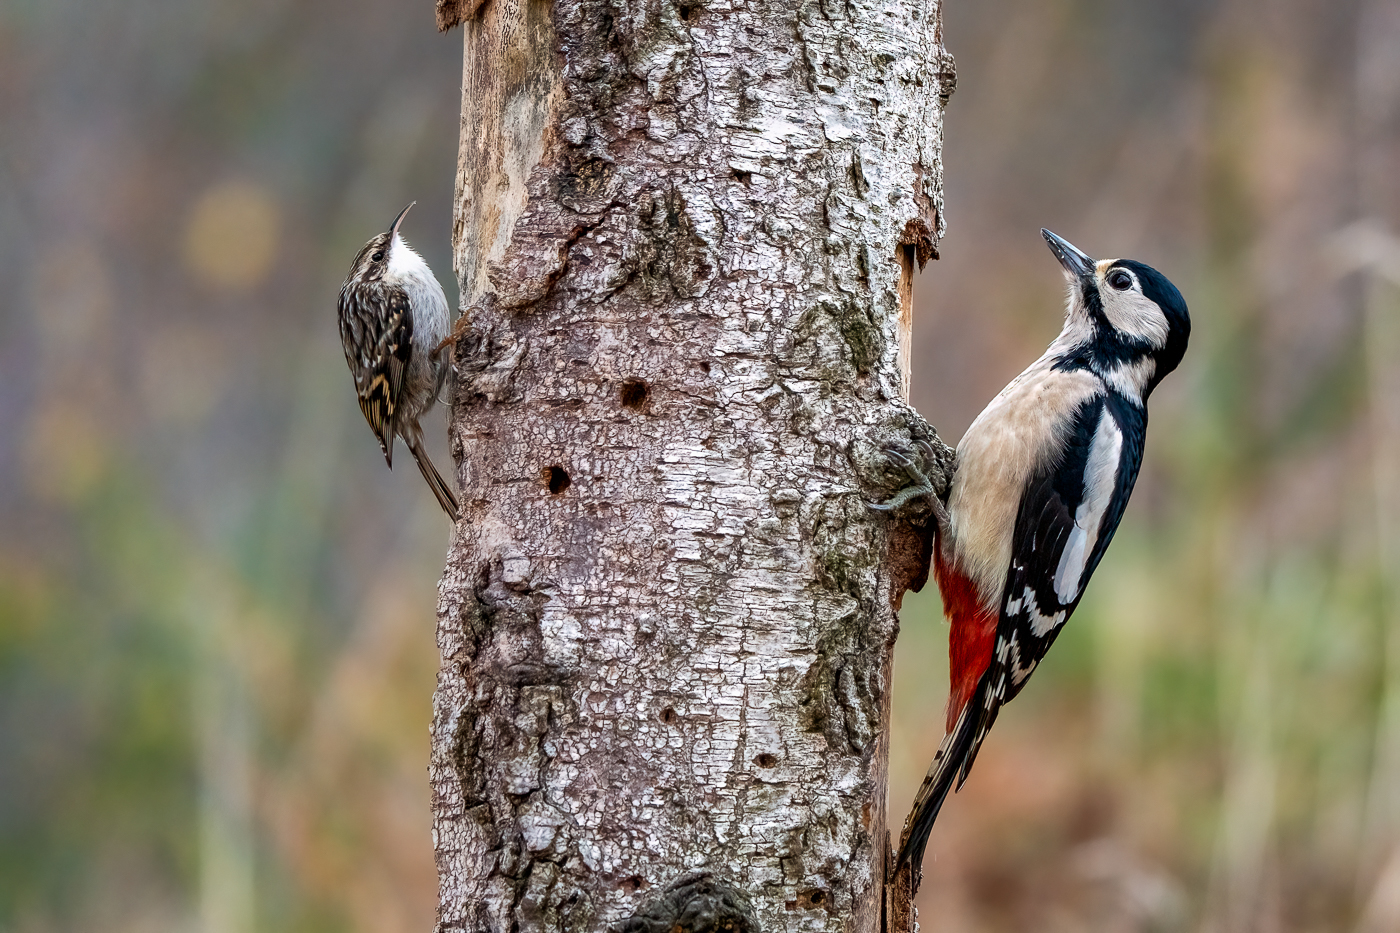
[616,873,758,933]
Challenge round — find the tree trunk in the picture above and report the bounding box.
[428,0,955,929]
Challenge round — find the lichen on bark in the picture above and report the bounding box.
[429,0,955,928]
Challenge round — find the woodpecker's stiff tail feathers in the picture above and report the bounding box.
[898,671,989,870]
[897,550,1002,869]
[893,229,1190,871]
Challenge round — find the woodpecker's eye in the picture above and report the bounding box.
[372,250,385,262]
[1107,269,1133,290]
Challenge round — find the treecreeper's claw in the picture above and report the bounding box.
[434,312,472,358]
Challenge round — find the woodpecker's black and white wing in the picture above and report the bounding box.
[961,391,1145,780]
[338,282,414,465]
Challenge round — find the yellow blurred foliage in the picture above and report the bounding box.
[184,180,281,291]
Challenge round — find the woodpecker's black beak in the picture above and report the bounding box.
[388,201,415,239]
[1042,229,1095,278]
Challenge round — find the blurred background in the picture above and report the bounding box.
[0,2,461,931]
[1,0,1398,931]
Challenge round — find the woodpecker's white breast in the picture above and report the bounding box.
[387,233,450,354]
[946,356,1101,610]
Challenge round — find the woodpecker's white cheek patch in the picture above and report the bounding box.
[1101,283,1170,347]
[1054,410,1123,603]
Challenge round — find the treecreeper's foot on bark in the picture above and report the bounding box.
[433,306,475,360]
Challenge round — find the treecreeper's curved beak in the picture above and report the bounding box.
[1041,228,1095,278]
[388,201,416,239]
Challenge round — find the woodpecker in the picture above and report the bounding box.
[338,202,461,521]
[891,230,1190,871]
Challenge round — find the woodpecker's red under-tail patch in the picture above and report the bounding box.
[934,549,998,733]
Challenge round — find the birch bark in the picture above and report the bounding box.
[428,0,954,929]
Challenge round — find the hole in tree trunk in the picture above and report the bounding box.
[620,378,650,409]
[545,466,571,494]
[660,707,678,724]
[753,753,777,768]
[787,889,828,910]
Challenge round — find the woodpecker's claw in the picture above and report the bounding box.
[867,442,947,526]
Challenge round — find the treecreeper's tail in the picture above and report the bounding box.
[407,433,461,522]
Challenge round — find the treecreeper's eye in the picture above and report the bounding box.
[1107,269,1133,290]
[372,250,385,262]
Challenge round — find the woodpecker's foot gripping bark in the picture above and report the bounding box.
[868,439,949,531]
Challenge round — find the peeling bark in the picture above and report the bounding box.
[429,0,955,929]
